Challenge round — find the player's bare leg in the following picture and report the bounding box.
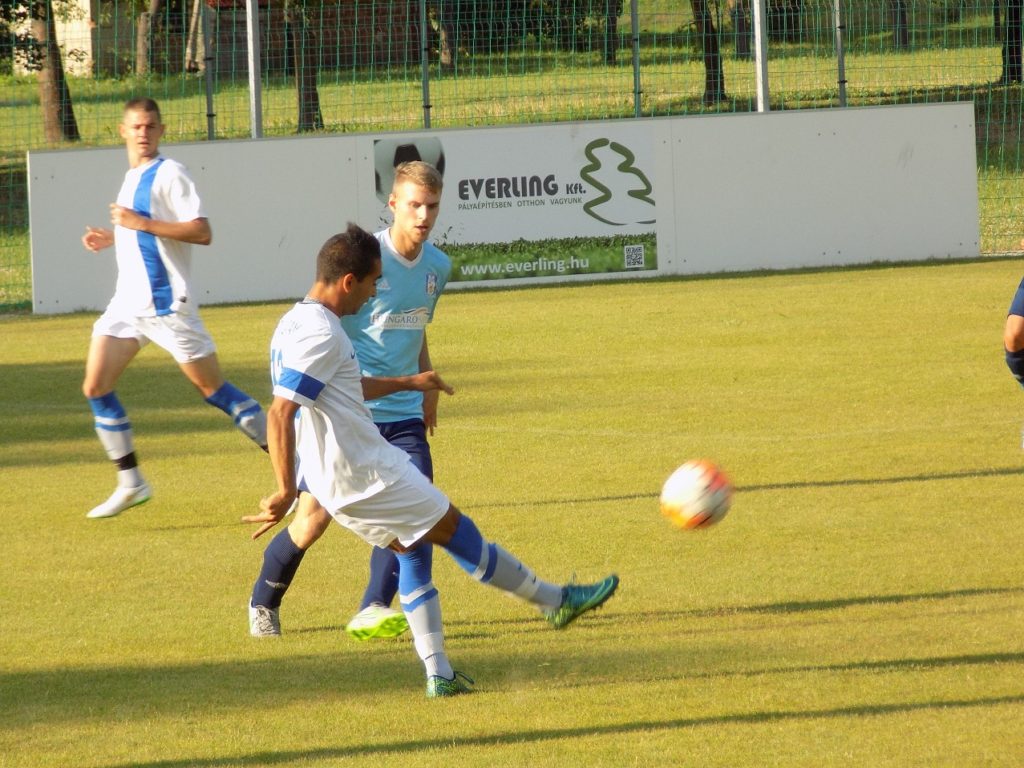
[181,353,267,449]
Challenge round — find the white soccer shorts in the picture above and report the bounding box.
[93,308,217,363]
[327,461,450,548]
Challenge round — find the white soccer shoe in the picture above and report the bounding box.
[249,603,281,637]
[86,483,152,519]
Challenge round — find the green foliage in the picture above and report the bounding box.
[2,261,1023,765]
[0,0,92,72]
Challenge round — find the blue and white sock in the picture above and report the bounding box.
[444,514,562,609]
[397,545,452,680]
[205,382,267,448]
[88,392,143,488]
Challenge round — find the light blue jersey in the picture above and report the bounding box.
[341,229,451,423]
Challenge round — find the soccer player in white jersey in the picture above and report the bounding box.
[244,226,619,697]
[80,98,267,519]
[248,161,450,642]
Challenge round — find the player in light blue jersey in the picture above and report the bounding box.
[80,98,267,519]
[244,226,618,697]
[247,162,451,642]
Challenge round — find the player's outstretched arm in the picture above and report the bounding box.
[82,226,115,252]
[361,370,454,401]
[243,396,299,539]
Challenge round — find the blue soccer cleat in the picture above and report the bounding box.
[544,574,620,629]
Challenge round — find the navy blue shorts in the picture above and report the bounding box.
[297,418,433,494]
[377,418,434,482]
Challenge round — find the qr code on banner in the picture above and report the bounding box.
[624,244,645,269]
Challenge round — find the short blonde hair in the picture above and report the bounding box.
[393,160,443,193]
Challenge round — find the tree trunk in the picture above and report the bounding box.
[185,0,204,73]
[29,0,79,143]
[785,0,802,43]
[136,0,164,75]
[433,0,458,68]
[690,0,726,104]
[891,0,909,49]
[1003,0,1022,83]
[731,0,751,60]
[285,1,323,132]
[603,0,622,65]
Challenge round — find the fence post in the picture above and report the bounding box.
[420,0,432,129]
[203,2,215,138]
[245,0,263,138]
[631,0,641,117]
[752,0,770,111]
[834,0,848,107]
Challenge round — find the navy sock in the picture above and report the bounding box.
[1006,348,1024,387]
[251,529,306,609]
[359,546,405,609]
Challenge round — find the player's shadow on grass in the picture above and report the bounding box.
[276,585,1024,643]
[94,692,1024,768]
[0,359,271,467]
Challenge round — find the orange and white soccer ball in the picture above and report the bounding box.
[659,460,733,530]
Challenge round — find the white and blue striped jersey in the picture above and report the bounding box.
[108,156,205,317]
[340,229,451,423]
[271,300,412,510]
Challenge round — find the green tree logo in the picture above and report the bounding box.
[580,139,656,226]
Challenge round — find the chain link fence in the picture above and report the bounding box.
[1,0,1020,311]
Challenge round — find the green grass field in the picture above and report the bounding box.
[2,259,1023,765]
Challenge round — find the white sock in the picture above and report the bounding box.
[402,585,453,679]
[483,544,563,609]
[116,467,144,488]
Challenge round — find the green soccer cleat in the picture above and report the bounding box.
[344,604,410,641]
[426,670,475,699]
[544,574,620,629]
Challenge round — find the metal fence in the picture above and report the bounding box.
[2,0,1021,311]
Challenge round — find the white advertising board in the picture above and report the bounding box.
[28,103,977,314]
[655,103,980,274]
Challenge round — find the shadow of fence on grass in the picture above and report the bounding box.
[97,693,1024,768]
[710,585,1024,616]
[469,465,1024,510]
